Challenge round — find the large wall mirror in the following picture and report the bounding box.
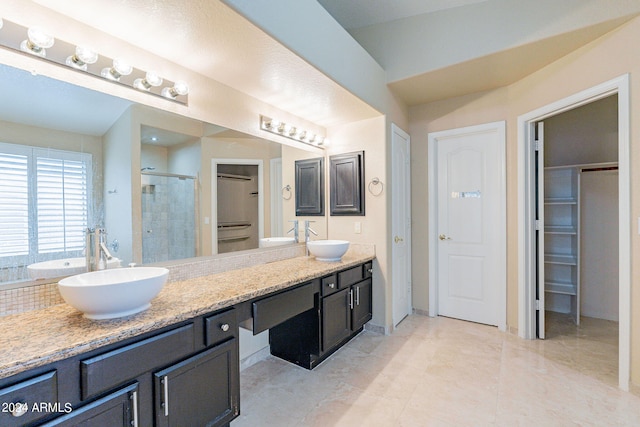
[0,63,327,287]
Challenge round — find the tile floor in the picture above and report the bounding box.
[232,314,640,426]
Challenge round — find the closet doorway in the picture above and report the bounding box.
[211,159,264,254]
[538,95,619,335]
[518,75,631,390]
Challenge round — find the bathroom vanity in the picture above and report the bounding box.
[0,252,374,426]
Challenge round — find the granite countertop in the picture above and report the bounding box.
[0,251,374,380]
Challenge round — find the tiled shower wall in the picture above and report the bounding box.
[142,174,197,264]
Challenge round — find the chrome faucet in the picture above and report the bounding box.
[304,220,318,256]
[287,220,299,243]
[86,228,114,271]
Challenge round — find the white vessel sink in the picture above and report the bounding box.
[259,237,296,248]
[58,267,169,319]
[306,240,350,262]
[28,257,121,280]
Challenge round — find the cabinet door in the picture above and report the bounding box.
[329,151,365,216]
[41,383,138,427]
[322,288,351,351]
[351,279,372,331]
[295,157,324,216]
[154,338,239,427]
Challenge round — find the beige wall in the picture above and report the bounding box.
[327,116,388,328]
[409,17,640,385]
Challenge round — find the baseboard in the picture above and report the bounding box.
[412,308,429,316]
[239,346,271,371]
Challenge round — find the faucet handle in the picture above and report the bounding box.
[128,263,137,268]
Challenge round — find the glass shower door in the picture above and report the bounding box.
[141,173,197,264]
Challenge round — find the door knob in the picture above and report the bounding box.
[394,236,404,243]
[439,234,452,241]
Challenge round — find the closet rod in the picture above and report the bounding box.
[581,166,618,173]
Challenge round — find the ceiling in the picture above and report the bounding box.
[317,0,488,30]
[317,0,638,106]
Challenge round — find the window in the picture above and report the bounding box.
[0,142,92,267]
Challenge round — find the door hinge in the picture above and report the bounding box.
[535,299,540,310]
[535,220,541,230]
[534,140,541,151]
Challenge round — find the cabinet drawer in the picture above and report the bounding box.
[252,283,314,334]
[338,265,363,288]
[364,262,373,278]
[81,323,195,400]
[0,371,57,427]
[205,308,237,347]
[321,274,339,297]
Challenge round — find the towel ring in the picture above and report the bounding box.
[282,184,292,200]
[368,177,383,196]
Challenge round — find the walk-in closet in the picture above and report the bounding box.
[539,94,619,382]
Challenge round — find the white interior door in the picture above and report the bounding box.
[433,122,505,326]
[391,124,412,326]
[535,122,546,338]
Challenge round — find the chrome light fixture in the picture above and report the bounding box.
[161,80,189,99]
[260,115,328,148]
[20,27,55,57]
[134,71,163,91]
[0,18,189,104]
[65,45,99,71]
[100,57,133,81]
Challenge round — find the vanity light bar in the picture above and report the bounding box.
[0,18,189,105]
[260,115,329,148]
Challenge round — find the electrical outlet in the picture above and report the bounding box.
[355,221,361,234]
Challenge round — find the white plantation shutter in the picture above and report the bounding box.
[0,142,91,265]
[35,152,89,254]
[0,147,30,260]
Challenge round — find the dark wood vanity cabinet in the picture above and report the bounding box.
[154,339,238,427]
[323,265,373,351]
[271,261,373,369]
[0,308,239,427]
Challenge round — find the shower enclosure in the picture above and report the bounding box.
[141,172,198,264]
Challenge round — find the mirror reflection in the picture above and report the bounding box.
[0,63,326,287]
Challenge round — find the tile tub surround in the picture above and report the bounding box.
[0,245,375,379]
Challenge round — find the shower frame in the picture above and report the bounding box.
[141,171,200,262]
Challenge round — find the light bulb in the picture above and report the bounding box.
[66,45,99,71]
[101,58,133,81]
[20,27,55,57]
[161,80,189,99]
[134,71,163,91]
